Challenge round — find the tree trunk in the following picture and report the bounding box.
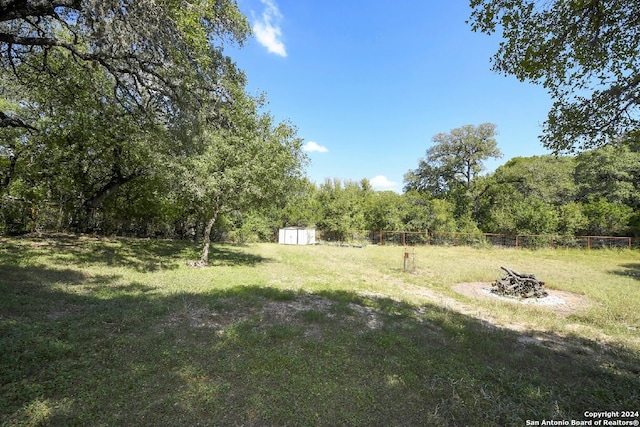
[79,170,142,232]
[199,213,218,265]
[0,150,17,194]
[189,198,221,268]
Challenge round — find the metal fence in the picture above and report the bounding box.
[317,230,636,250]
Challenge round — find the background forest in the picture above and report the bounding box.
[1,1,639,244]
[2,136,639,242]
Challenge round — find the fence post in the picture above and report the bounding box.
[402,232,406,246]
[515,235,519,249]
[379,231,383,245]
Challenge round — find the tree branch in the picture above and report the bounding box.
[0,0,81,22]
[0,111,37,130]
[0,32,92,57]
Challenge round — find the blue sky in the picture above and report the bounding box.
[228,0,554,192]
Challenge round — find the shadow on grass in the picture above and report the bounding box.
[1,280,639,426]
[0,234,272,272]
[611,263,640,281]
[205,245,273,267]
[0,263,121,319]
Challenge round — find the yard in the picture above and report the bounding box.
[1,235,638,426]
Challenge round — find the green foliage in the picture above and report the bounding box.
[557,202,589,236]
[428,198,459,232]
[0,197,31,235]
[512,199,560,236]
[469,0,640,151]
[492,155,577,206]
[0,47,173,232]
[404,123,502,195]
[401,190,434,232]
[473,151,640,238]
[364,191,404,231]
[0,2,309,244]
[178,109,306,261]
[227,213,275,244]
[581,198,633,236]
[456,213,482,234]
[0,0,264,241]
[316,179,370,241]
[405,123,502,223]
[0,0,250,130]
[575,145,640,207]
[278,178,322,227]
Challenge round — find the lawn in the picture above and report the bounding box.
[1,234,639,426]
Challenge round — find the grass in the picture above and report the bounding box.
[1,234,639,426]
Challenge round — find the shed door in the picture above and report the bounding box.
[285,229,298,244]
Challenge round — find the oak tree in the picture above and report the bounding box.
[0,0,250,129]
[404,123,501,221]
[404,123,501,194]
[469,0,640,152]
[180,111,306,266]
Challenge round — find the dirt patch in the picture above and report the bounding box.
[452,282,591,317]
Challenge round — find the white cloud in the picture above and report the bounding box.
[253,0,287,57]
[303,141,328,153]
[370,175,398,190]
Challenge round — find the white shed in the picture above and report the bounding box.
[278,227,316,245]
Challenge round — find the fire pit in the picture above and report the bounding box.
[491,267,548,299]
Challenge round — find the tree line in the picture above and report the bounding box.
[273,126,639,242]
[6,122,636,243]
[2,1,639,251]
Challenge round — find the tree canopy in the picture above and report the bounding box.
[180,112,306,265]
[404,123,501,195]
[0,1,313,259]
[468,0,640,152]
[2,2,639,244]
[0,0,250,129]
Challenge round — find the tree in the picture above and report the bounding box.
[475,155,576,234]
[401,191,457,233]
[405,123,501,194]
[316,179,370,241]
[404,123,501,221]
[491,155,577,206]
[278,178,322,228]
[468,0,640,152]
[557,202,589,236]
[180,112,306,266]
[1,1,255,235]
[581,198,633,236]
[0,0,250,129]
[574,145,640,207]
[0,45,172,232]
[364,191,404,232]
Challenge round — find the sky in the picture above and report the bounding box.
[227,0,554,192]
